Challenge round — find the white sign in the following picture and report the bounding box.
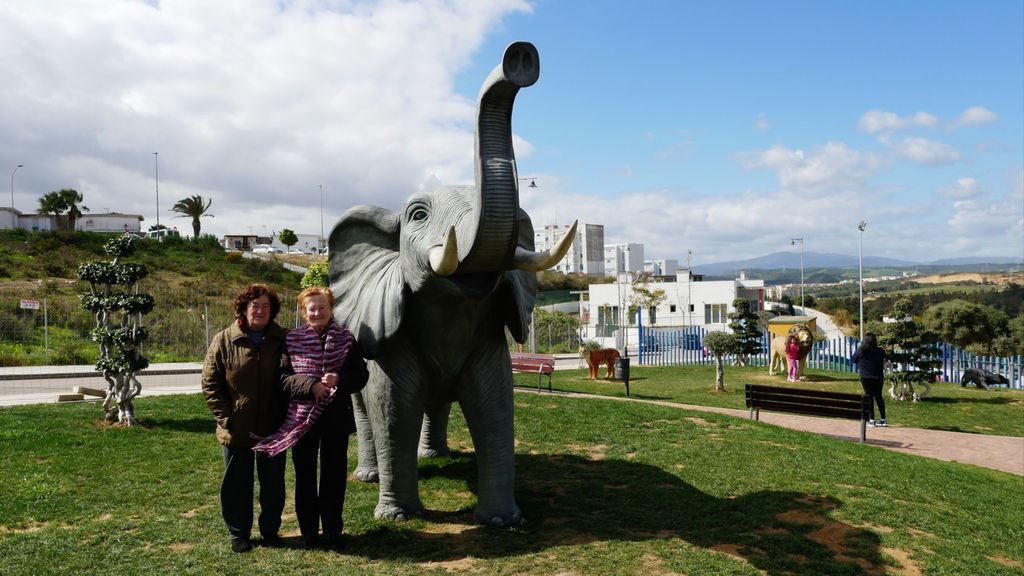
[19,299,40,310]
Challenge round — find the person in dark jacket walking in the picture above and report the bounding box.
[852,332,888,427]
[202,284,288,553]
[255,286,368,551]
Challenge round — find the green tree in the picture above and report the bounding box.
[170,194,213,239]
[301,261,329,289]
[922,299,1009,354]
[878,299,941,401]
[703,330,737,392]
[38,188,89,231]
[629,273,666,324]
[728,297,764,366]
[77,234,152,425]
[279,229,298,250]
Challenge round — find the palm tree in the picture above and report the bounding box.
[38,188,88,231]
[170,195,213,239]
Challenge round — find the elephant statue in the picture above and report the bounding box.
[328,42,575,526]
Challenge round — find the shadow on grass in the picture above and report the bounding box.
[350,453,887,576]
[921,395,1019,406]
[143,416,215,434]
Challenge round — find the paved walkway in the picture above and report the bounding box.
[2,363,1021,476]
[526,390,1024,477]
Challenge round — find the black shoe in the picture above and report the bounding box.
[327,534,346,552]
[260,533,281,547]
[231,537,252,553]
[301,535,320,549]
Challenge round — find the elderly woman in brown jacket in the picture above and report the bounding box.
[202,283,288,553]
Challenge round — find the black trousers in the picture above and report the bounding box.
[291,419,351,540]
[860,377,886,420]
[220,445,286,540]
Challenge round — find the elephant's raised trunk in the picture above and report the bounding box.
[457,42,539,273]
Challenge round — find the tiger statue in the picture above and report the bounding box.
[768,324,814,379]
[580,346,621,379]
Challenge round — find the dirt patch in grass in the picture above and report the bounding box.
[566,443,609,461]
[168,542,193,553]
[988,555,1024,569]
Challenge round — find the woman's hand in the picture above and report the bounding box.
[322,372,338,389]
[311,381,330,402]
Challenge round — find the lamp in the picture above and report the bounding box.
[319,184,324,252]
[10,163,23,229]
[790,238,804,312]
[153,152,159,228]
[858,221,866,341]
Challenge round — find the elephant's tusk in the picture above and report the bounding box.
[513,220,578,272]
[429,226,460,276]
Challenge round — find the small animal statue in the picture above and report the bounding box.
[960,367,1009,390]
[582,347,620,379]
[768,324,814,378]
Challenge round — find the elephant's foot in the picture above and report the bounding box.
[473,506,525,527]
[418,447,451,459]
[374,501,424,522]
[353,466,379,483]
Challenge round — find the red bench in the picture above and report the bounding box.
[510,352,555,392]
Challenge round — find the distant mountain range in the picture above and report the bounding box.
[692,251,1019,276]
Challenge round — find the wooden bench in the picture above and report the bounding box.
[745,384,870,443]
[510,352,555,392]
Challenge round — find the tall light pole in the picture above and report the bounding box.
[319,184,324,252]
[790,237,804,312]
[10,164,23,229]
[858,221,866,342]
[153,152,160,228]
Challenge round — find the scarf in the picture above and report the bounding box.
[252,320,355,457]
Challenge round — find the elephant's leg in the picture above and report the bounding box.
[460,346,522,526]
[351,390,379,482]
[366,361,426,521]
[419,402,452,458]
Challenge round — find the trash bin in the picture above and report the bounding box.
[614,356,630,381]
[614,356,630,396]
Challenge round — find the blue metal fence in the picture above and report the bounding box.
[634,327,1023,389]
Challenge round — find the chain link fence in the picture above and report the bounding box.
[0,280,305,368]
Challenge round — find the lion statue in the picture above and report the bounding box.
[768,324,814,379]
[580,346,620,379]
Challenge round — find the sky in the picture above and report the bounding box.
[2,0,1022,266]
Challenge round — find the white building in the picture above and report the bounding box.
[534,223,605,275]
[77,213,145,234]
[1,208,143,233]
[604,243,644,277]
[583,270,765,347]
[644,258,679,276]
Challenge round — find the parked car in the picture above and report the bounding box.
[145,228,181,241]
[287,248,306,254]
[252,244,282,254]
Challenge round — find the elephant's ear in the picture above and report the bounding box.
[328,205,405,357]
[500,208,540,343]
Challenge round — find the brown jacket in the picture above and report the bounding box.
[202,320,288,448]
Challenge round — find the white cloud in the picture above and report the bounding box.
[736,142,882,192]
[0,0,532,237]
[890,137,961,166]
[948,106,998,130]
[937,178,981,199]
[858,109,938,134]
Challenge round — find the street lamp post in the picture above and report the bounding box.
[10,164,23,229]
[153,152,160,228]
[858,221,867,342]
[319,184,324,252]
[790,238,804,312]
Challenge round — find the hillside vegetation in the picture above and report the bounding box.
[0,229,305,365]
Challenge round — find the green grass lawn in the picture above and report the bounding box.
[1,392,1022,575]
[521,363,1024,437]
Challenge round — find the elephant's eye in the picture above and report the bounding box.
[410,208,428,222]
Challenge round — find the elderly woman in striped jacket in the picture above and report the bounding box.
[253,286,368,551]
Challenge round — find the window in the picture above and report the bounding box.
[704,303,727,324]
[670,304,677,313]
